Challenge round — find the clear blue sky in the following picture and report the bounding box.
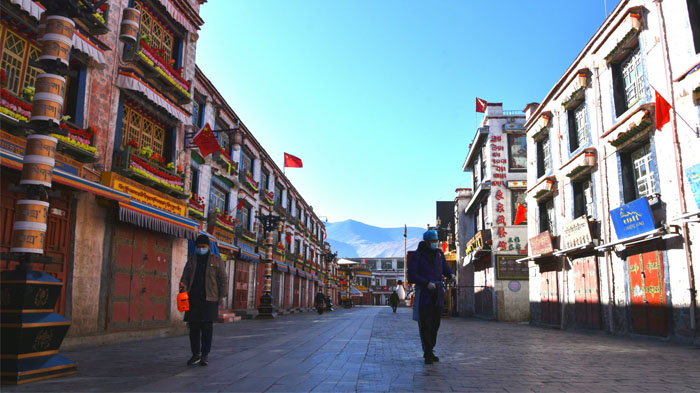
[197,0,620,228]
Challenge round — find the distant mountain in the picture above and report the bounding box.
[325,219,424,258]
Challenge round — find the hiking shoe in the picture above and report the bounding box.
[187,354,201,365]
[431,354,440,362]
[200,354,209,366]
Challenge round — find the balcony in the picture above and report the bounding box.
[240,170,259,193]
[40,0,110,36]
[529,176,556,201]
[51,122,99,163]
[187,194,205,220]
[112,145,187,199]
[135,40,192,105]
[212,151,238,180]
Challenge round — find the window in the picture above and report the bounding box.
[237,204,251,230]
[573,178,594,219]
[612,47,644,116]
[294,239,300,255]
[381,261,393,270]
[303,245,307,260]
[538,199,556,235]
[275,183,284,205]
[480,151,486,183]
[190,166,199,194]
[689,0,700,54]
[397,261,404,269]
[621,143,656,202]
[567,102,588,152]
[261,170,269,192]
[511,189,527,225]
[214,120,229,152]
[287,197,293,214]
[472,162,479,188]
[296,204,301,220]
[240,149,253,176]
[536,137,551,178]
[121,103,166,156]
[192,100,205,127]
[135,2,176,62]
[1,28,41,96]
[210,185,228,214]
[481,200,489,230]
[508,134,527,171]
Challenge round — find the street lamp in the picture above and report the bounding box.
[255,212,285,319]
[321,249,337,299]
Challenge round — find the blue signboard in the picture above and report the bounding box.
[685,163,700,210]
[610,197,656,240]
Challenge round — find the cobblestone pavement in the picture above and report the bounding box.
[6,306,700,392]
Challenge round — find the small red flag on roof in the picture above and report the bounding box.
[476,97,487,113]
[654,89,671,131]
[284,153,303,168]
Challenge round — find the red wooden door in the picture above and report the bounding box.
[293,275,300,307]
[1,174,72,316]
[573,257,601,329]
[108,223,171,330]
[540,270,560,325]
[628,251,667,336]
[284,272,291,308]
[233,261,249,310]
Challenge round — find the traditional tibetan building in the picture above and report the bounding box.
[523,0,700,341]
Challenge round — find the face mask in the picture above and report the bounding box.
[429,242,439,250]
[196,247,209,255]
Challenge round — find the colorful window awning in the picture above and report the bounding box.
[118,200,198,240]
[155,0,197,33]
[116,71,190,123]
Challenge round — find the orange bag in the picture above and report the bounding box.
[177,291,189,312]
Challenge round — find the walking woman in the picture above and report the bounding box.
[180,234,228,366]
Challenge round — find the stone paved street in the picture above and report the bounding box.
[6,306,700,393]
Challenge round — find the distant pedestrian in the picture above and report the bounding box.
[179,234,227,366]
[389,290,399,313]
[408,229,454,365]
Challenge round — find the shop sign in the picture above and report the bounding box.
[1,130,81,176]
[496,255,529,280]
[211,226,235,246]
[685,162,700,210]
[610,197,656,239]
[465,231,485,254]
[101,171,186,216]
[561,216,592,249]
[529,231,554,255]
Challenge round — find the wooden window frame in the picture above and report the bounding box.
[121,103,168,157]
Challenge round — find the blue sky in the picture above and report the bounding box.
[197,0,620,228]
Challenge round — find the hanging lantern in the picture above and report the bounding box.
[232,131,242,151]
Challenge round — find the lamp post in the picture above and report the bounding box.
[255,212,284,319]
[321,249,337,299]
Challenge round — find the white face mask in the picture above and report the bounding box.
[196,247,209,255]
[429,242,439,250]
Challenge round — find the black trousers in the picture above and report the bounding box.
[418,305,442,357]
[188,321,213,355]
[391,304,397,312]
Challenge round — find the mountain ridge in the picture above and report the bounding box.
[325,219,424,258]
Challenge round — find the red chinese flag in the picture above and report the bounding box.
[655,89,671,130]
[441,241,448,253]
[192,123,221,157]
[236,198,245,210]
[285,233,292,245]
[476,97,487,113]
[284,153,303,168]
[514,202,527,225]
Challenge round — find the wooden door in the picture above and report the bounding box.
[108,223,171,330]
[233,260,249,310]
[628,251,667,336]
[540,270,560,325]
[293,275,300,308]
[573,257,601,329]
[284,272,291,308]
[1,173,72,316]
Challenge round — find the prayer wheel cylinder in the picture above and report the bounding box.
[30,92,64,123]
[15,200,49,225]
[35,74,66,97]
[10,221,47,254]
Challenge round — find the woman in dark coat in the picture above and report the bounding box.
[408,229,453,364]
[389,291,399,312]
[179,234,228,366]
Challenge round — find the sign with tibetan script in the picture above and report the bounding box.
[211,226,235,246]
[529,231,554,255]
[561,216,592,249]
[101,171,186,216]
[496,255,529,280]
[685,162,700,210]
[610,197,656,240]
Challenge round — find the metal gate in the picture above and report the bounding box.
[540,269,560,325]
[628,250,667,336]
[573,256,600,329]
[1,174,72,316]
[233,260,249,310]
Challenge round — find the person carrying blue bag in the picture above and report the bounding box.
[408,229,454,364]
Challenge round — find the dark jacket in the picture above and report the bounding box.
[180,252,228,302]
[408,241,453,307]
[389,291,399,306]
